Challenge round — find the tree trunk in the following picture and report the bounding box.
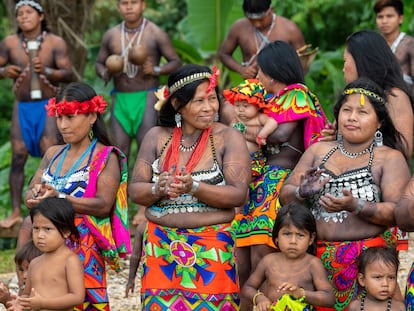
[42,0,96,80]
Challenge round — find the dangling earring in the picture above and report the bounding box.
[337,129,342,142]
[214,112,219,122]
[269,79,274,86]
[374,129,383,146]
[88,124,94,140]
[175,113,182,128]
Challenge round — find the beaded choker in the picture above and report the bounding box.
[338,142,374,159]
[360,295,391,311]
[180,136,201,152]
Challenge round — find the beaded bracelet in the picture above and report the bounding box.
[252,291,264,306]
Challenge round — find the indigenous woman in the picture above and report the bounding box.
[128,64,251,310]
[24,82,131,311]
[280,77,410,311]
[233,40,328,311]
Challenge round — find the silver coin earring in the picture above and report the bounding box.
[374,129,383,146]
[337,129,342,142]
[175,113,182,128]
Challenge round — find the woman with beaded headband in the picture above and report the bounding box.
[21,82,131,311]
[322,30,413,161]
[280,77,409,311]
[129,64,251,310]
[0,0,74,229]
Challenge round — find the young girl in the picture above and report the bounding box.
[242,202,335,311]
[348,247,405,311]
[15,197,85,311]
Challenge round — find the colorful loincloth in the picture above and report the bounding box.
[18,99,49,157]
[405,262,414,310]
[113,89,156,138]
[315,231,396,311]
[270,294,316,311]
[233,165,291,248]
[141,221,240,310]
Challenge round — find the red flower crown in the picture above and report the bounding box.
[45,95,108,117]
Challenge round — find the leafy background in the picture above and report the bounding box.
[0,0,413,253]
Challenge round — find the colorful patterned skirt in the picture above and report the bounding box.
[315,231,396,311]
[141,221,240,310]
[405,263,414,310]
[233,165,291,248]
[70,217,109,311]
[270,294,316,311]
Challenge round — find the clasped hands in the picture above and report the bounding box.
[298,167,358,213]
[152,166,194,199]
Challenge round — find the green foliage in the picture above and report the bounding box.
[0,248,15,272]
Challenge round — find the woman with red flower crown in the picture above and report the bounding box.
[20,81,131,311]
[129,64,251,310]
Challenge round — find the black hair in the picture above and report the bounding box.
[55,82,112,146]
[159,64,221,127]
[334,77,405,155]
[14,239,42,266]
[15,0,49,33]
[257,40,305,85]
[374,0,403,15]
[272,202,317,255]
[358,246,399,275]
[346,30,413,105]
[242,0,271,14]
[30,197,79,241]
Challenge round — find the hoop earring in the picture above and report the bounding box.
[175,113,182,128]
[374,129,383,146]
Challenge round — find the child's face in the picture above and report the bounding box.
[233,101,259,122]
[357,260,397,301]
[32,213,67,253]
[16,259,30,291]
[275,224,314,259]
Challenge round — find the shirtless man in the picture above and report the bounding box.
[218,0,305,80]
[0,0,73,229]
[95,0,181,225]
[374,0,414,95]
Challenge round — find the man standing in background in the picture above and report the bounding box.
[0,0,73,228]
[374,0,414,95]
[219,0,305,79]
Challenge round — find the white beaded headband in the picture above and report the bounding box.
[15,0,43,13]
[168,72,212,95]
